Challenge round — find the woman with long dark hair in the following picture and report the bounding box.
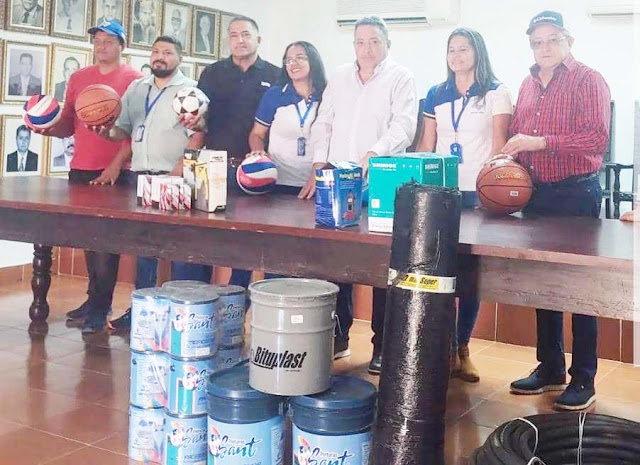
[246,41,326,195]
[417,28,513,383]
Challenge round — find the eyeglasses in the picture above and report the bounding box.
[283,56,309,66]
[530,35,567,50]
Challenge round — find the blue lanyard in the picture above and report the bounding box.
[145,86,167,117]
[451,95,471,134]
[295,96,314,130]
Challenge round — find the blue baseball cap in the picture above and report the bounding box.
[88,20,126,42]
[526,10,567,35]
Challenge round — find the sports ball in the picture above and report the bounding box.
[172,87,209,117]
[476,157,533,214]
[23,95,61,130]
[75,84,121,126]
[236,154,278,195]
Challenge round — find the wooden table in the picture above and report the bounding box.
[0,177,634,322]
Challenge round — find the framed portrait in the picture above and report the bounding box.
[195,62,210,80]
[92,0,126,28]
[6,0,50,34]
[2,42,50,104]
[218,12,236,59]
[162,0,191,54]
[128,53,151,77]
[0,0,6,30]
[191,7,219,59]
[128,0,161,49]
[179,61,194,80]
[51,45,92,104]
[47,135,74,174]
[1,115,46,177]
[51,0,91,40]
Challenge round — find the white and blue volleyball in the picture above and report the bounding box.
[23,95,61,129]
[236,154,278,195]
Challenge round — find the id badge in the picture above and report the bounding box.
[297,136,306,157]
[450,142,463,163]
[135,125,145,142]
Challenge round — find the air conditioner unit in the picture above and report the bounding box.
[336,0,460,27]
[586,0,640,16]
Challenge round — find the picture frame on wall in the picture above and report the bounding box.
[178,61,194,80]
[6,0,50,34]
[51,45,92,103]
[195,62,210,80]
[1,115,46,177]
[92,0,126,28]
[162,0,191,53]
[128,53,151,77]
[2,41,50,104]
[0,0,6,30]
[218,12,235,59]
[51,0,91,40]
[128,0,161,49]
[192,7,219,59]
[47,135,74,174]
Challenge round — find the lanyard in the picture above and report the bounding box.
[145,86,167,117]
[450,95,471,138]
[295,97,314,130]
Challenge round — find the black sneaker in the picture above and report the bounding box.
[81,313,108,334]
[65,300,91,321]
[333,338,351,359]
[108,308,131,331]
[368,350,382,375]
[554,379,596,411]
[510,364,566,395]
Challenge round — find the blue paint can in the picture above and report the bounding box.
[212,285,246,346]
[164,411,208,465]
[131,288,171,352]
[290,376,377,465]
[169,289,219,358]
[216,344,244,370]
[162,280,211,292]
[129,405,165,463]
[130,350,170,408]
[168,356,217,415]
[206,365,285,465]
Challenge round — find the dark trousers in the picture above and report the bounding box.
[69,169,124,317]
[524,174,602,383]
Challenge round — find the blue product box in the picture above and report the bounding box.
[315,162,363,228]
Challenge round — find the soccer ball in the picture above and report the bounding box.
[172,87,209,117]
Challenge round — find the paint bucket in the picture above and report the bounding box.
[162,280,211,292]
[248,278,338,396]
[216,344,245,370]
[130,350,169,409]
[164,411,208,465]
[129,405,165,463]
[168,356,217,415]
[212,285,246,346]
[169,289,219,358]
[131,287,171,352]
[290,375,377,465]
[206,365,285,464]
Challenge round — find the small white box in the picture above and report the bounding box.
[182,149,227,213]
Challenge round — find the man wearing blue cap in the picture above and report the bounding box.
[40,21,143,333]
[503,11,611,410]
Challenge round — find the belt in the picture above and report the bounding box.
[133,170,169,176]
[536,173,598,188]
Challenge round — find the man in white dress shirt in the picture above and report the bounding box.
[303,15,418,368]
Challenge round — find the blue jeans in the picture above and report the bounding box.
[136,256,158,289]
[171,262,213,283]
[523,175,601,382]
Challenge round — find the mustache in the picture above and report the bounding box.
[152,60,167,67]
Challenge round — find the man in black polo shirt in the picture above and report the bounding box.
[172,16,280,285]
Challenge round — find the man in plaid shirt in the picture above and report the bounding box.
[503,11,611,411]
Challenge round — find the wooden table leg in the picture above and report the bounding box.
[29,244,52,322]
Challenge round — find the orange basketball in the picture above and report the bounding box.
[476,157,533,214]
[75,84,121,126]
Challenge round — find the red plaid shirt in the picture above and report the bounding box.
[510,54,611,183]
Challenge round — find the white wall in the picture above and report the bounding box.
[261,0,637,173]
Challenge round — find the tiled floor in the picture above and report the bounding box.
[0,275,638,464]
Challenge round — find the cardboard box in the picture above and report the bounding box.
[368,153,458,233]
[182,149,227,213]
[136,174,153,207]
[315,162,363,228]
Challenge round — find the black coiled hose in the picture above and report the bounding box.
[470,413,640,465]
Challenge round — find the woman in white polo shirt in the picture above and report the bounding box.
[417,28,513,383]
[247,41,327,195]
